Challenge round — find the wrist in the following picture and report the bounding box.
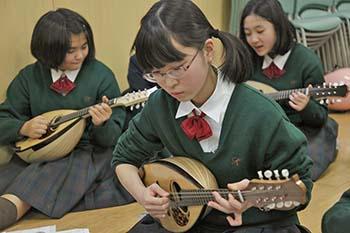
[19,123,28,137]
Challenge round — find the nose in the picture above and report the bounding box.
[249,33,259,45]
[75,50,83,60]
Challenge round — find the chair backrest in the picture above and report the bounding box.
[296,0,334,18]
[336,0,350,11]
[278,0,297,19]
[230,0,249,36]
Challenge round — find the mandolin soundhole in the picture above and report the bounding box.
[171,207,189,226]
[170,182,189,227]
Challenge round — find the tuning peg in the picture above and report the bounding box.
[333,82,338,87]
[284,201,293,208]
[323,83,326,88]
[328,82,332,88]
[325,99,330,104]
[266,203,275,210]
[264,170,273,179]
[281,169,289,179]
[319,99,324,104]
[257,171,263,179]
[141,102,145,107]
[276,202,284,209]
[273,170,280,179]
[130,105,134,111]
[293,201,301,207]
[135,104,140,109]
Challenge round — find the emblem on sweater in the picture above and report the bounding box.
[232,157,241,166]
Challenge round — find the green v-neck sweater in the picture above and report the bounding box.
[112,83,313,226]
[0,59,125,147]
[250,44,328,127]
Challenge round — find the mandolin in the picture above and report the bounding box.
[246,80,348,103]
[15,87,158,163]
[139,156,307,233]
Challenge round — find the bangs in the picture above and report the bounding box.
[135,19,186,72]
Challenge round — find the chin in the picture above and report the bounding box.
[70,64,82,70]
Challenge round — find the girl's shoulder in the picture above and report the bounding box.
[291,43,318,59]
[14,61,46,81]
[235,83,289,119]
[82,59,114,74]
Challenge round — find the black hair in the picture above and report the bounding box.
[133,0,252,84]
[239,0,296,60]
[31,8,95,69]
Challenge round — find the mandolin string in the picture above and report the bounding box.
[49,89,155,126]
[168,189,301,206]
[51,98,120,127]
[269,86,341,101]
[168,190,301,200]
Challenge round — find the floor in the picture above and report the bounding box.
[5,112,350,233]
[299,112,350,233]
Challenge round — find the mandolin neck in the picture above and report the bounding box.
[50,97,122,127]
[170,189,255,207]
[267,86,340,101]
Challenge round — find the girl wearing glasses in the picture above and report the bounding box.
[112,0,312,232]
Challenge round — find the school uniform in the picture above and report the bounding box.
[322,188,350,233]
[112,74,313,233]
[0,59,133,218]
[249,43,338,181]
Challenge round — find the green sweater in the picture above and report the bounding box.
[0,59,125,148]
[112,83,313,226]
[250,44,328,127]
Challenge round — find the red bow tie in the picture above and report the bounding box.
[262,62,285,79]
[180,110,213,141]
[50,74,76,96]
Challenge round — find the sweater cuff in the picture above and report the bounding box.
[299,100,326,125]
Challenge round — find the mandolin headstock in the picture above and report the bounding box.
[109,86,158,109]
[310,82,348,102]
[245,169,307,211]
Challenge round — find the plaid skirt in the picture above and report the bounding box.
[299,117,338,181]
[0,144,134,218]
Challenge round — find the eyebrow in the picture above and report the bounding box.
[152,57,188,73]
[70,42,88,49]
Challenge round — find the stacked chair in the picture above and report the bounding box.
[231,0,350,72]
[279,0,350,72]
[333,0,350,57]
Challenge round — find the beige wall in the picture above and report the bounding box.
[0,0,230,102]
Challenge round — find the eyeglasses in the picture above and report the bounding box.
[143,49,200,83]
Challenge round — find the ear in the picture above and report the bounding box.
[203,38,215,63]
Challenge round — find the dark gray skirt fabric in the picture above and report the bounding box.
[0,144,134,218]
[299,117,338,181]
[127,214,307,233]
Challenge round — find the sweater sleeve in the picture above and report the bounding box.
[89,71,126,147]
[299,52,328,127]
[0,71,31,145]
[264,117,313,210]
[111,98,164,169]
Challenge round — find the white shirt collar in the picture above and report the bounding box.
[175,71,235,124]
[50,69,80,83]
[262,50,291,70]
